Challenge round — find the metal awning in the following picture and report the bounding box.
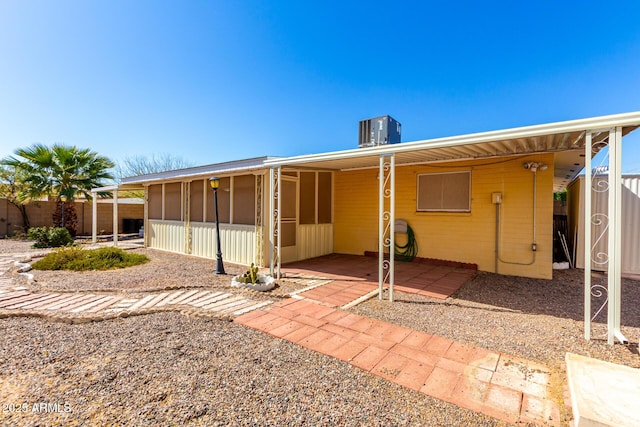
[264,112,640,191]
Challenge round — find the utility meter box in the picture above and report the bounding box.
[358,115,401,148]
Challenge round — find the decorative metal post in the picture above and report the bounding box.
[269,167,281,279]
[378,154,395,301]
[209,177,226,275]
[60,195,67,228]
[583,127,627,345]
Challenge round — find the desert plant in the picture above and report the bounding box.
[32,246,149,271]
[236,263,260,284]
[27,226,73,248]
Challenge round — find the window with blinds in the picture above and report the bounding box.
[417,171,471,212]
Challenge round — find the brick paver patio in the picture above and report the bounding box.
[282,254,476,307]
[236,298,561,426]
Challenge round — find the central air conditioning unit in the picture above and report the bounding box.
[358,115,401,148]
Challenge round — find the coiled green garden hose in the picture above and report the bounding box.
[395,223,418,262]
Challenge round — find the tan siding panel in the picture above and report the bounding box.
[233,175,255,225]
[149,185,162,219]
[164,183,182,221]
[190,180,204,222]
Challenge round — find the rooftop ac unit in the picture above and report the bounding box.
[358,115,401,148]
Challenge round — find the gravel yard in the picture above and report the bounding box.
[352,270,640,370]
[0,314,498,426]
[2,238,639,426]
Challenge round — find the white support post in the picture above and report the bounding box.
[378,156,384,299]
[378,154,395,301]
[269,167,281,278]
[584,132,592,340]
[113,190,118,247]
[389,154,395,302]
[608,127,625,344]
[276,167,281,279]
[269,168,275,276]
[92,191,98,244]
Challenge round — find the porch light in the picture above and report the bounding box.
[209,177,226,275]
[209,177,220,190]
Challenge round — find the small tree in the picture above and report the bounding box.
[0,164,32,233]
[113,154,194,198]
[114,153,194,178]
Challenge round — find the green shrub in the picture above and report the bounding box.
[32,246,149,271]
[27,226,74,248]
[27,227,49,247]
[47,227,74,247]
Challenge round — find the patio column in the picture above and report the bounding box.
[269,166,281,279]
[113,190,118,247]
[607,127,624,345]
[583,127,626,344]
[378,154,395,301]
[92,190,98,244]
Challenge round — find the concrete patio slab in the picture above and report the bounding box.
[566,352,640,427]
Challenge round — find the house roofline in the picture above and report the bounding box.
[120,156,280,185]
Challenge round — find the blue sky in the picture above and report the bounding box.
[1,0,640,173]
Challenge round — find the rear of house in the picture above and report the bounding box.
[116,112,640,284]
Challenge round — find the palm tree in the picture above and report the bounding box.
[3,144,115,235]
[0,164,32,232]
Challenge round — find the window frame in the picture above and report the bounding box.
[416,171,471,213]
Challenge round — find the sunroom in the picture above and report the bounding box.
[119,157,334,267]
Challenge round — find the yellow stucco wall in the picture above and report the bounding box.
[333,154,555,279]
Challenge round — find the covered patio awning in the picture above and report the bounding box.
[264,111,640,345]
[265,111,640,192]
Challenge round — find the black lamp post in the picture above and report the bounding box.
[60,195,67,228]
[209,177,226,275]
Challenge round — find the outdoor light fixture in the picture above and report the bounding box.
[209,177,226,275]
[60,195,68,228]
[523,162,548,172]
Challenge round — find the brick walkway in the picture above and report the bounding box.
[0,254,271,321]
[236,298,561,426]
[283,254,476,307]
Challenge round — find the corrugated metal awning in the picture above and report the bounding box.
[264,112,640,191]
